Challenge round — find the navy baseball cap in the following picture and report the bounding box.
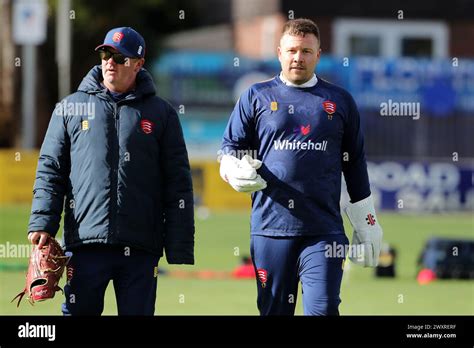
[95,27,145,58]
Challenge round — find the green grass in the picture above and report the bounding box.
[0,205,473,315]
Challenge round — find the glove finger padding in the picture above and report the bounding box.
[240,154,263,170]
[228,174,267,193]
[349,238,376,267]
[345,195,383,268]
[220,154,257,181]
[220,154,267,193]
[12,237,71,307]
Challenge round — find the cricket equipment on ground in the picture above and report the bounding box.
[219,154,267,193]
[12,237,71,306]
[345,195,383,267]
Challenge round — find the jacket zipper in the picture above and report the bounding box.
[110,102,120,242]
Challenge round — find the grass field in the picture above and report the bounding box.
[0,204,472,315]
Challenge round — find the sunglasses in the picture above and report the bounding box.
[99,50,134,65]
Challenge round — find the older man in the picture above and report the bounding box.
[28,27,194,315]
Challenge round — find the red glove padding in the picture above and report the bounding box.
[12,237,71,307]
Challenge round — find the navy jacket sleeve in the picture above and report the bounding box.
[28,109,70,236]
[341,93,371,203]
[221,87,255,154]
[160,104,195,264]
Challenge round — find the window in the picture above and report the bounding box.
[333,19,448,58]
[401,37,433,57]
[349,36,381,56]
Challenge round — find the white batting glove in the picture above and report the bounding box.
[345,195,383,267]
[219,154,267,193]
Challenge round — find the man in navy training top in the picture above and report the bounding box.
[220,18,383,315]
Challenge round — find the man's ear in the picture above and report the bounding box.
[135,58,145,72]
[277,46,282,62]
[316,48,322,64]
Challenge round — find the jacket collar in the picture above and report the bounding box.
[77,65,157,100]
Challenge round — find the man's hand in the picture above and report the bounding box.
[219,154,267,193]
[345,195,383,267]
[28,231,51,249]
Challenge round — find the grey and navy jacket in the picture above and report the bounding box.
[28,65,194,264]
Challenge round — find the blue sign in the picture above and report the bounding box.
[342,161,474,212]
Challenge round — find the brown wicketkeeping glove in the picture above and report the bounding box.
[12,237,71,307]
